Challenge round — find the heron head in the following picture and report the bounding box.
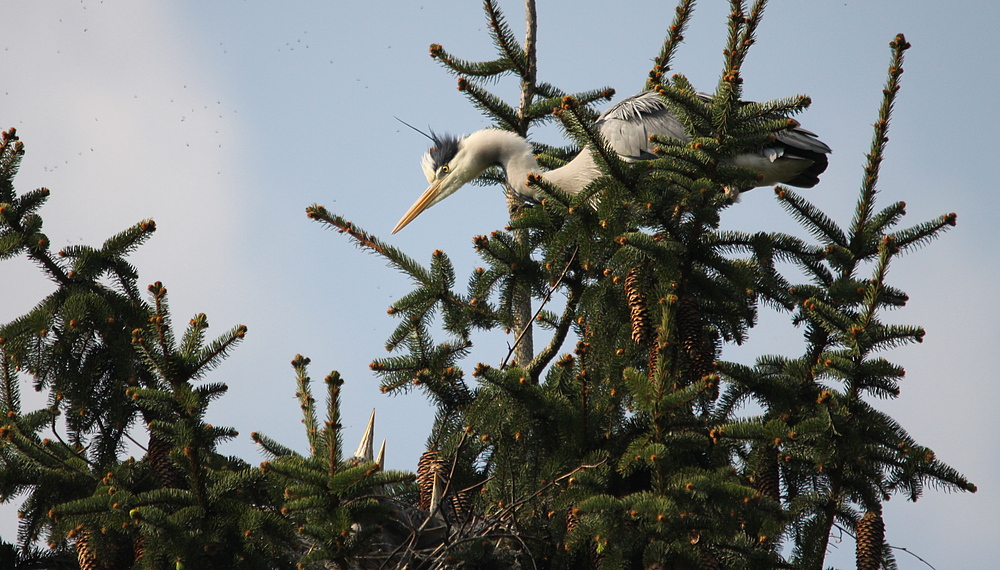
[392,132,489,234]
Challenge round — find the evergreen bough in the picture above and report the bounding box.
[0,1,975,569]
[310,1,974,568]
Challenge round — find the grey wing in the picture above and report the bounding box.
[595,90,831,188]
[696,90,831,155]
[596,91,688,161]
[775,127,831,155]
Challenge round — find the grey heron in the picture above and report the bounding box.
[392,91,830,234]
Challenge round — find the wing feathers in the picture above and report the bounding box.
[594,91,830,188]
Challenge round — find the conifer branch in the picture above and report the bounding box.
[553,99,631,184]
[774,187,848,248]
[532,87,616,122]
[1,200,69,284]
[147,282,176,383]
[484,0,528,77]
[645,0,696,91]
[0,345,21,416]
[889,212,956,253]
[291,355,321,454]
[179,312,209,360]
[714,0,767,133]
[428,43,515,79]
[850,34,910,248]
[0,127,26,180]
[532,81,567,100]
[307,207,435,285]
[131,331,171,386]
[325,396,340,477]
[855,239,895,333]
[733,94,812,122]
[654,82,714,136]
[251,430,297,458]
[864,200,907,236]
[191,324,247,378]
[100,218,158,260]
[736,0,767,70]
[458,77,520,131]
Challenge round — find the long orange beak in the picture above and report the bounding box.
[392,181,443,234]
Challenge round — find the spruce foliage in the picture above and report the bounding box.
[0,129,296,568]
[0,1,977,569]
[252,357,416,569]
[309,1,973,569]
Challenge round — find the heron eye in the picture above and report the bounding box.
[441,165,450,174]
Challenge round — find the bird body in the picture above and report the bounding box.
[393,91,830,234]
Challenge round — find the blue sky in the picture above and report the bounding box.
[1,1,996,566]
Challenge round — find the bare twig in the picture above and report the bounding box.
[526,276,582,380]
[889,544,938,570]
[833,522,938,570]
[492,457,608,523]
[48,416,94,469]
[501,246,577,369]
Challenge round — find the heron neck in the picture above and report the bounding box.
[465,129,540,200]
[466,129,596,200]
[542,151,599,196]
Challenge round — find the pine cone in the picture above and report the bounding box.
[700,551,722,570]
[625,267,652,345]
[676,295,701,354]
[855,510,885,570]
[75,530,99,570]
[450,489,471,521]
[133,533,146,564]
[417,449,447,511]
[754,447,781,502]
[676,295,716,382]
[147,433,184,489]
[75,529,127,570]
[565,507,580,533]
[564,507,603,569]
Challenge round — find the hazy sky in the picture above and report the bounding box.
[1,1,996,567]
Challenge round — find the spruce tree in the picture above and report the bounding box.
[309,1,974,568]
[0,125,428,569]
[251,356,416,569]
[0,1,977,569]
[0,128,297,568]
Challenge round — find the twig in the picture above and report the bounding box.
[432,532,539,570]
[890,544,938,570]
[500,246,577,369]
[98,414,148,453]
[48,414,95,469]
[526,278,582,380]
[833,522,938,570]
[493,457,607,522]
[423,460,604,570]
